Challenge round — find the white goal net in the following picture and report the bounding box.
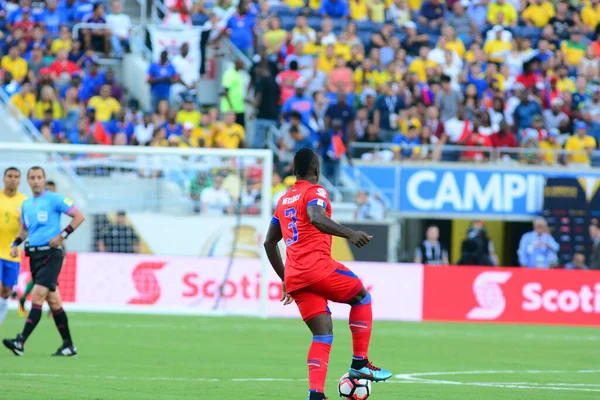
[0,142,274,317]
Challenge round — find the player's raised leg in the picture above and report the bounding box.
[346,286,392,382]
[47,289,76,356]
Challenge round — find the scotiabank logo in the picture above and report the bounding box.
[467,271,512,320]
[523,283,600,313]
[128,262,166,305]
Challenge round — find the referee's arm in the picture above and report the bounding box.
[49,208,86,248]
[9,224,28,258]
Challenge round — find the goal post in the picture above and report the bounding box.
[0,142,274,318]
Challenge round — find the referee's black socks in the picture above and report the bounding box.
[52,308,72,344]
[22,304,43,340]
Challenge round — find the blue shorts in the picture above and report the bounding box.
[0,259,20,288]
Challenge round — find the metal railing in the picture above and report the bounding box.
[349,142,600,166]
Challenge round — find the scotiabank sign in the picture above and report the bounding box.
[423,266,600,326]
[56,253,423,321]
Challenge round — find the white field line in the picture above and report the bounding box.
[394,369,600,392]
[65,321,600,342]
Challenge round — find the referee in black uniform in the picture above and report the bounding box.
[3,167,85,356]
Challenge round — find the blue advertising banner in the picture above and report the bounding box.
[349,164,600,218]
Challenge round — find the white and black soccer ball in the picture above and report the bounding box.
[338,373,371,400]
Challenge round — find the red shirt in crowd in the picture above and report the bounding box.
[49,60,81,78]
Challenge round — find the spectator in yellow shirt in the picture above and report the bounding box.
[564,122,597,165]
[214,112,246,149]
[177,122,200,148]
[368,0,385,23]
[349,0,368,20]
[409,46,436,82]
[318,44,337,73]
[561,31,586,66]
[51,25,73,55]
[522,0,555,28]
[263,17,288,55]
[483,26,512,63]
[193,113,214,147]
[443,26,465,59]
[34,85,62,120]
[87,84,122,122]
[581,0,600,32]
[292,16,317,46]
[176,97,202,126]
[487,0,518,27]
[10,82,35,118]
[1,45,28,83]
[538,129,563,165]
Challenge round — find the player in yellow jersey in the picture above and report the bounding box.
[0,168,27,325]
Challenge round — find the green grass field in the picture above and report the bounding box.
[0,312,598,399]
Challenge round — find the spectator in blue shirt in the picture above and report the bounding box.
[226,2,255,59]
[517,217,559,269]
[418,0,445,32]
[58,0,78,23]
[319,0,349,19]
[281,81,316,126]
[40,0,67,36]
[325,92,355,136]
[393,124,421,159]
[80,61,105,101]
[147,50,178,111]
[74,0,94,22]
[109,110,134,142]
[34,109,65,139]
[374,83,405,142]
[162,109,182,139]
[466,0,488,29]
[513,91,542,134]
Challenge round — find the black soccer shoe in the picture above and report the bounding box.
[3,334,25,356]
[52,341,77,357]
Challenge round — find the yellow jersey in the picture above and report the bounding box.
[564,135,596,164]
[192,126,213,147]
[349,0,368,20]
[0,191,27,262]
[487,2,518,26]
[11,92,36,118]
[214,123,245,149]
[522,3,555,28]
[538,140,562,165]
[409,58,437,82]
[87,96,121,122]
[176,110,202,126]
[1,56,28,82]
[581,4,600,31]
[50,38,72,54]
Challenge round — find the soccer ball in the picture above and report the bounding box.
[338,373,371,399]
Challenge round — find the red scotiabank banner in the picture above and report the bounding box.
[422,266,600,326]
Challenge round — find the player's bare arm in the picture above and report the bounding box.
[263,221,292,305]
[49,209,85,248]
[307,205,372,248]
[9,224,28,258]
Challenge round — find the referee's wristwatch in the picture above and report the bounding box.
[60,231,69,239]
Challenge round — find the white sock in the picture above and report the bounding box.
[0,297,8,324]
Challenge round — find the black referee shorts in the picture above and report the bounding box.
[29,248,64,292]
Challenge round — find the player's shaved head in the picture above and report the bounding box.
[293,148,320,183]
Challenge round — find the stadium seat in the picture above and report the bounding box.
[307,16,321,31]
[358,31,372,47]
[271,4,293,17]
[281,15,296,31]
[354,20,375,33]
[521,26,542,40]
[332,18,347,32]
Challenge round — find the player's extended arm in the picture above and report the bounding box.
[263,222,285,281]
[307,205,372,248]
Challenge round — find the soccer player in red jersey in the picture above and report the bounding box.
[264,148,392,400]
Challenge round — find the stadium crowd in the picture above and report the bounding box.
[5,0,600,211]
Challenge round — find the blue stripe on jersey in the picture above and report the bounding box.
[334,268,358,279]
[307,199,327,210]
[270,216,280,225]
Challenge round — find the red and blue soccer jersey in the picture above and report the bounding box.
[272,180,334,293]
